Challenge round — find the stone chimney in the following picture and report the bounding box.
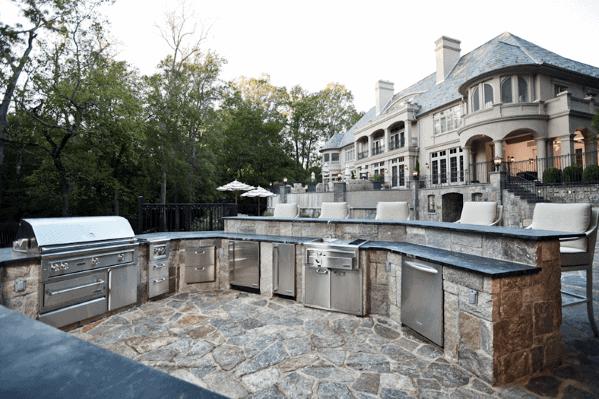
[435,36,461,84]
[376,80,394,115]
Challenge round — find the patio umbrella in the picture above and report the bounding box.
[241,186,276,215]
[216,179,254,203]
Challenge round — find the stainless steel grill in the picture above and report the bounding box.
[13,217,138,328]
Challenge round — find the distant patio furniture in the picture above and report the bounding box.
[273,203,299,218]
[319,202,350,219]
[454,201,502,226]
[375,202,410,221]
[526,202,599,336]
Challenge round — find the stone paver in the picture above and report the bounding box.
[70,270,599,399]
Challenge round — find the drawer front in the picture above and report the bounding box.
[186,246,215,267]
[186,264,215,283]
[148,261,169,280]
[148,275,169,298]
[43,272,107,310]
[39,297,107,328]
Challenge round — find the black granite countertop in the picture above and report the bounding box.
[0,305,224,399]
[0,246,40,266]
[136,231,317,245]
[224,216,585,241]
[361,241,540,278]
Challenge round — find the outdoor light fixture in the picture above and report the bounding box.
[510,156,514,162]
[493,157,502,166]
[283,177,288,183]
[413,170,418,177]
[405,165,409,170]
[425,163,429,169]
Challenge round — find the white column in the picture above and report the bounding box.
[463,145,471,182]
[367,136,372,157]
[384,128,390,153]
[493,139,504,160]
[405,120,412,147]
[560,133,575,167]
[535,137,547,181]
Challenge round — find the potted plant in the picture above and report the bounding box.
[306,179,318,192]
[370,174,383,190]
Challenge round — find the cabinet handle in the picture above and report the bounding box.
[153,263,165,268]
[195,251,205,255]
[153,278,166,283]
[195,267,205,271]
[334,271,346,276]
[316,268,328,274]
[404,260,439,274]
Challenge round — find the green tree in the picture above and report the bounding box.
[284,85,320,170]
[316,82,364,141]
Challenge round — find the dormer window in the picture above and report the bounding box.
[484,83,494,108]
[501,78,512,103]
[555,84,567,97]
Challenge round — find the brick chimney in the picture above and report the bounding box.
[435,36,461,84]
[375,80,394,115]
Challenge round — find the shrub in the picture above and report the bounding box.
[263,211,273,217]
[562,165,583,182]
[542,167,562,183]
[370,174,383,183]
[583,164,599,182]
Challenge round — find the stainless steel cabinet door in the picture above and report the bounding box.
[303,266,330,309]
[229,241,260,289]
[109,264,138,311]
[273,243,295,296]
[330,269,362,315]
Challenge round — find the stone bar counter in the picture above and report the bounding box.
[224,216,582,386]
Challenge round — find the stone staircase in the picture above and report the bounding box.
[505,175,550,204]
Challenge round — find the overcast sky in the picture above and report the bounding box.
[5,0,599,113]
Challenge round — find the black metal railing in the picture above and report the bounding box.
[371,145,385,156]
[506,150,599,184]
[357,150,368,160]
[138,200,238,233]
[0,222,19,248]
[420,161,494,187]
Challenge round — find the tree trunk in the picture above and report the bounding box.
[114,189,119,215]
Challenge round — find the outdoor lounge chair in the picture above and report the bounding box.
[454,201,502,226]
[273,203,300,218]
[526,202,599,336]
[375,202,410,221]
[319,202,350,219]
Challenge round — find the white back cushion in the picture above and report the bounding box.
[319,202,348,219]
[273,203,298,218]
[375,202,409,220]
[531,203,591,251]
[459,202,497,225]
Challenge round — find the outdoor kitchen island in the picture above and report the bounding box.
[222,216,584,386]
[0,217,586,389]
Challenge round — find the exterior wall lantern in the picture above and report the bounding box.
[493,156,502,171]
[283,177,288,184]
[425,163,429,169]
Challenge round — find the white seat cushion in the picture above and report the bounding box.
[459,202,497,225]
[375,202,409,221]
[319,202,348,219]
[273,203,298,218]
[530,203,591,251]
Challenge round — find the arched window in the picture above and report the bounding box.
[501,78,512,103]
[472,87,480,112]
[518,77,528,102]
[484,83,494,108]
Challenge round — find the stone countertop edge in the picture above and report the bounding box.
[223,216,585,241]
[363,240,540,278]
[0,246,40,265]
[136,231,317,244]
[0,306,226,399]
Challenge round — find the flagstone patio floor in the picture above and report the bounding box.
[69,270,598,399]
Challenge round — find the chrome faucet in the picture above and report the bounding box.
[327,220,335,241]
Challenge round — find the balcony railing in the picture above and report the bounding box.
[372,145,385,156]
[420,161,494,187]
[389,140,405,151]
[357,150,368,160]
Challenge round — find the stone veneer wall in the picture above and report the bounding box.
[0,260,40,320]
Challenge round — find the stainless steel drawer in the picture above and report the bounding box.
[43,272,107,310]
[186,246,215,267]
[330,269,362,315]
[186,265,215,283]
[149,275,169,297]
[303,266,330,309]
[148,261,169,280]
[39,297,107,328]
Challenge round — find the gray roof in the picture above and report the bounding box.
[322,32,599,150]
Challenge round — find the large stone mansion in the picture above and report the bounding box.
[321,32,599,189]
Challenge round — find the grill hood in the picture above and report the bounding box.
[13,216,136,254]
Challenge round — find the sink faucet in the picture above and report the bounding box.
[327,220,335,240]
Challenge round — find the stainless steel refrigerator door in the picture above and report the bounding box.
[401,259,443,346]
[273,243,295,296]
[229,240,260,289]
[330,269,362,315]
[303,266,330,309]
